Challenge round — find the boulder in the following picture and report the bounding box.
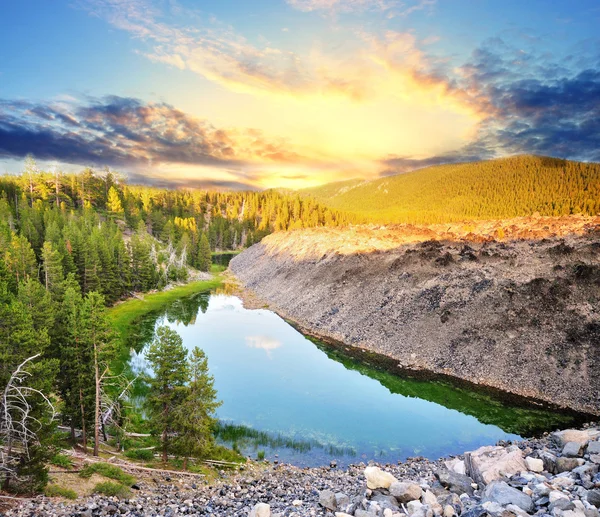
[445,458,467,475]
[319,490,337,511]
[539,450,558,473]
[465,445,527,485]
[249,502,270,517]
[407,500,424,515]
[482,480,534,513]
[525,456,544,473]
[557,457,584,473]
[588,442,600,456]
[335,492,350,509]
[389,481,423,503]
[365,466,398,489]
[435,469,475,495]
[564,442,584,457]
[588,490,600,508]
[552,430,600,448]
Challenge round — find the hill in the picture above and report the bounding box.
[301,155,600,224]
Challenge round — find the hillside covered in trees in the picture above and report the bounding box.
[301,156,600,223]
[0,157,355,491]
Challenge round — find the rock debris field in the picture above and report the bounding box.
[5,425,600,517]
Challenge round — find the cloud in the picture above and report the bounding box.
[0,96,304,166]
[285,0,436,16]
[381,40,600,173]
[245,335,282,358]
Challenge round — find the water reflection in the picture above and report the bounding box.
[127,292,582,466]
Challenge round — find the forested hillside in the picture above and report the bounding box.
[0,158,355,491]
[301,156,600,223]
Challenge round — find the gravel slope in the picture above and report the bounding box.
[230,219,600,415]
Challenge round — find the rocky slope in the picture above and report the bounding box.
[5,425,600,517]
[230,216,600,415]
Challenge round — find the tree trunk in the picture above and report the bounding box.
[93,341,100,457]
[79,387,87,453]
[183,457,188,471]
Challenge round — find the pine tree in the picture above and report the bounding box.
[146,326,189,463]
[107,186,124,215]
[173,347,221,469]
[41,241,64,298]
[80,292,117,456]
[197,233,212,272]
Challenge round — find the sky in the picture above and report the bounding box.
[0,0,599,190]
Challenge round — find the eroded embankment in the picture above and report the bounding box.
[230,217,600,415]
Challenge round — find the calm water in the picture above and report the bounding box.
[128,291,579,467]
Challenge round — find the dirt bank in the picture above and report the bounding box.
[230,216,600,415]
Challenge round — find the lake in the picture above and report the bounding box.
[128,290,579,467]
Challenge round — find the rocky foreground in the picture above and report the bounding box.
[6,425,600,517]
[230,218,600,414]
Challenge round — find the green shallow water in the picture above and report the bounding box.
[126,290,583,467]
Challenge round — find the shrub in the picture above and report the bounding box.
[257,450,265,461]
[44,484,77,499]
[93,481,130,498]
[79,463,135,485]
[124,448,154,461]
[50,453,73,469]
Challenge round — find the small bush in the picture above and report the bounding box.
[93,481,130,498]
[257,450,265,461]
[79,463,135,485]
[50,453,73,469]
[45,484,77,499]
[124,448,154,461]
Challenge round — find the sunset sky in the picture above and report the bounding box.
[1,0,599,190]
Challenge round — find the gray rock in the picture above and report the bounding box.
[539,450,558,474]
[389,481,423,503]
[557,457,583,473]
[435,469,475,496]
[588,442,600,456]
[482,480,534,513]
[371,494,400,510]
[335,492,350,509]
[588,490,600,508]
[564,442,584,458]
[319,490,337,511]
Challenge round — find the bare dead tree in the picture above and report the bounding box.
[0,355,56,489]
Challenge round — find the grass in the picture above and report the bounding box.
[107,276,223,347]
[44,484,78,499]
[79,463,136,486]
[93,481,130,498]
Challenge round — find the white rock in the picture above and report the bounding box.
[550,491,570,504]
[407,500,424,515]
[292,499,302,506]
[365,466,398,489]
[384,510,394,517]
[423,491,438,506]
[464,445,527,485]
[554,476,576,488]
[443,505,456,517]
[249,502,270,517]
[552,429,600,447]
[445,459,466,475]
[334,513,353,517]
[525,457,544,473]
[506,504,533,517]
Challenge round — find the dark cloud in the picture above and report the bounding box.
[0,96,300,171]
[125,171,259,191]
[382,40,600,175]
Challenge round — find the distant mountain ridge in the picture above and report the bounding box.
[300,155,600,224]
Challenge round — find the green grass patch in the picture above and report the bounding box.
[107,277,223,348]
[124,448,154,461]
[93,481,130,498]
[44,484,78,499]
[50,453,73,469]
[79,463,135,486]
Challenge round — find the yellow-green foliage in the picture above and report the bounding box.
[44,484,78,499]
[79,463,135,486]
[93,481,130,498]
[303,156,600,223]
